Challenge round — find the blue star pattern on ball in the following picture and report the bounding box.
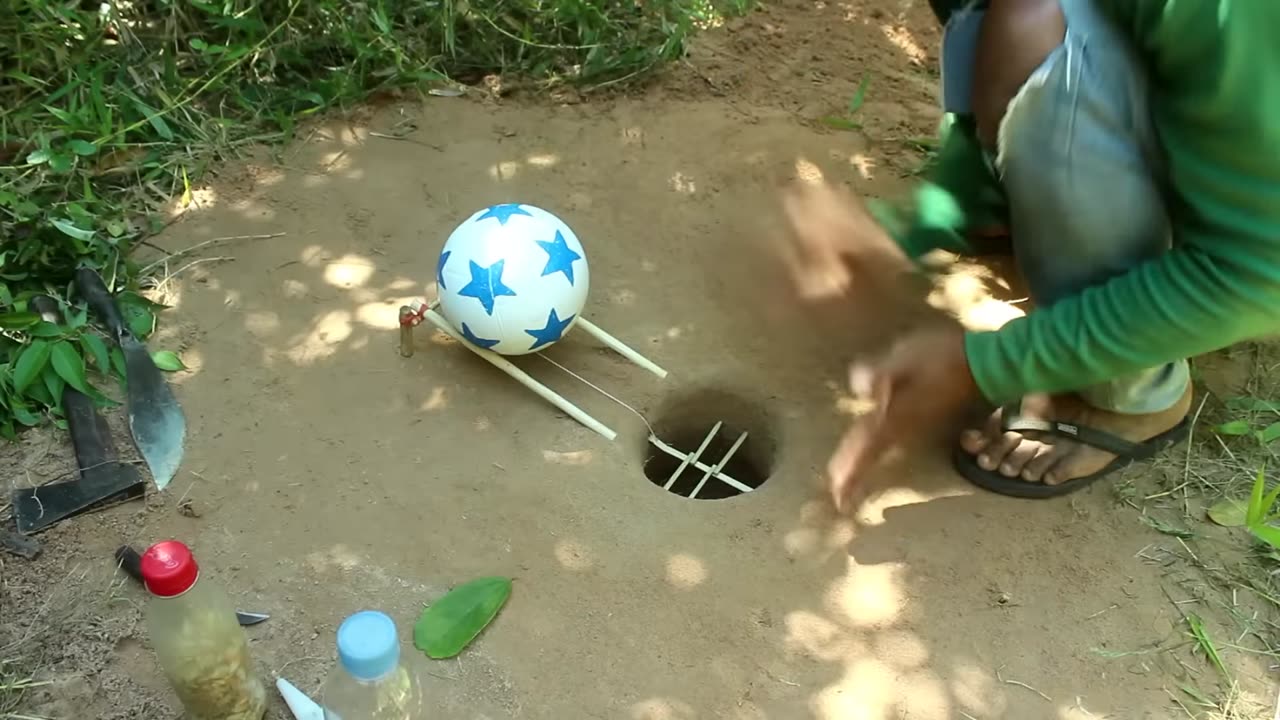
[525,309,575,351]
[475,203,532,226]
[457,259,517,316]
[536,230,582,285]
[459,322,499,350]
[436,250,452,290]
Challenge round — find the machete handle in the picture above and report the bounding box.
[28,295,64,324]
[114,545,146,586]
[75,268,128,341]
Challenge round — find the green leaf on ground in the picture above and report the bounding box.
[1226,396,1280,413]
[68,139,99,156]
[1214,420,1252,436]
[50,340,90,394]
[847,74,870,114]
[150,350,186,372]
[819,116,861,131]
[1258,421,1280,445]
[414,577,512,659]
[1206,498,1248,527]
[1186,614,1230,680]
[123,304,155,339]
[26,148,51,165]
[1140,514,1193,539]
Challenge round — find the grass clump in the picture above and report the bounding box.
[0,0,751,438]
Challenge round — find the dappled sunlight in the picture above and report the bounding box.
[928,263,1027,332]
[849,153,876,180]
[541,449,593,465]
[811,658,896,720]
[489,160,521,181]
[244,310,281,338]
[420,386,448,412]
[881,23,928,65]
[356,300,412,330]
[784,610,857,662]
[951,662,1005,717]
[793,156,825,184]
[874,630,930,669]
[285,309,354,364]
[526,153,560,167]
[323,253,378,288]
[664,553,708,590]
[854,485,973,526]
[304,543,363,573]
[631,697,696,720]
[281,278,310,299]
[669,171,698,195]
[553,539,595,571]
[824,559,904,627]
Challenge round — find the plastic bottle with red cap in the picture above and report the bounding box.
[140,540,267,720]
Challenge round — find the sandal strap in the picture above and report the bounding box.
[1000,403,1152,459]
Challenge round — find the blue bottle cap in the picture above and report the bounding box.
[336,611,400,681]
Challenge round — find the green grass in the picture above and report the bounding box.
[1117,341,1280,717]
[0,0,752,438]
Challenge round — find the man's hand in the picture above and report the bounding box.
[828,322,979,512]
[780,181,911,300]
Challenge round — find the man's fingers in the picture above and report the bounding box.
[829,366,893,512]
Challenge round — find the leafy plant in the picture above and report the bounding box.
[1244,466,1280,550]
[820,75,871,131]
[0,0,753,439]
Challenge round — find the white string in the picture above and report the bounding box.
[536,353,656,436]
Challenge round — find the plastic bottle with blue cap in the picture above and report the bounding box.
[320,610,427,719]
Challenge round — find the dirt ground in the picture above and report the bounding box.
[3,1,1277,718]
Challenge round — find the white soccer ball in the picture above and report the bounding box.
[436,203,590,356]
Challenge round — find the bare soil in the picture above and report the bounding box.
[3,1,1276,718]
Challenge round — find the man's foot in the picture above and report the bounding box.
[957,385,1194,488]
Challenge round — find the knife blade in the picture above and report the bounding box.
[75,268,186,491]
[114,545,269,626]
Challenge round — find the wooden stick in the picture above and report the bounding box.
[689,431,748,499]
[576,317,668,379]
[663,421,721,491]
[649,434,754,493]
[421,308,617,441]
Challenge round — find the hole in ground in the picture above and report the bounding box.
[641,388,777,500]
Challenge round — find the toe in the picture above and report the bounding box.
[1021,445,1065,483]
[960,429,987,454]
[978,431,1023,471]
[998,441,1042,478]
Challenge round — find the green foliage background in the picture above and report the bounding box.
[0,0,750,438]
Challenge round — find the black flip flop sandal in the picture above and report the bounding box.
[953,403,1192,499]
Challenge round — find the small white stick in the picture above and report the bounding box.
[576,317,668,379]
[689,431,748,499]
[663,421,722,491]
[421,309,617,441]
[649,435,753,493]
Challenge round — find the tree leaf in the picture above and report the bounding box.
[1258,422,1280,445]
[413,577,512,659]
[42,364,66,407]
[110,346,127,379]
[12,398,41,427]
[50,340,91,394]
[1206,498,1248,527]
[26,321,65,338]
[1214,420,1252,436]
[13,340,52,394]
[0,311,40,329]
[124,303,155,339]
[81,333,110,373]
[51,218,95,242]
[69,139,99,156]
[150,350,186,372]
[26,148,51,165]
[48,153,73,173]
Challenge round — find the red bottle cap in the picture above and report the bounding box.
[140,540,200,597]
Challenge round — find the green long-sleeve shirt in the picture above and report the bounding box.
[895,1,1280,405]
